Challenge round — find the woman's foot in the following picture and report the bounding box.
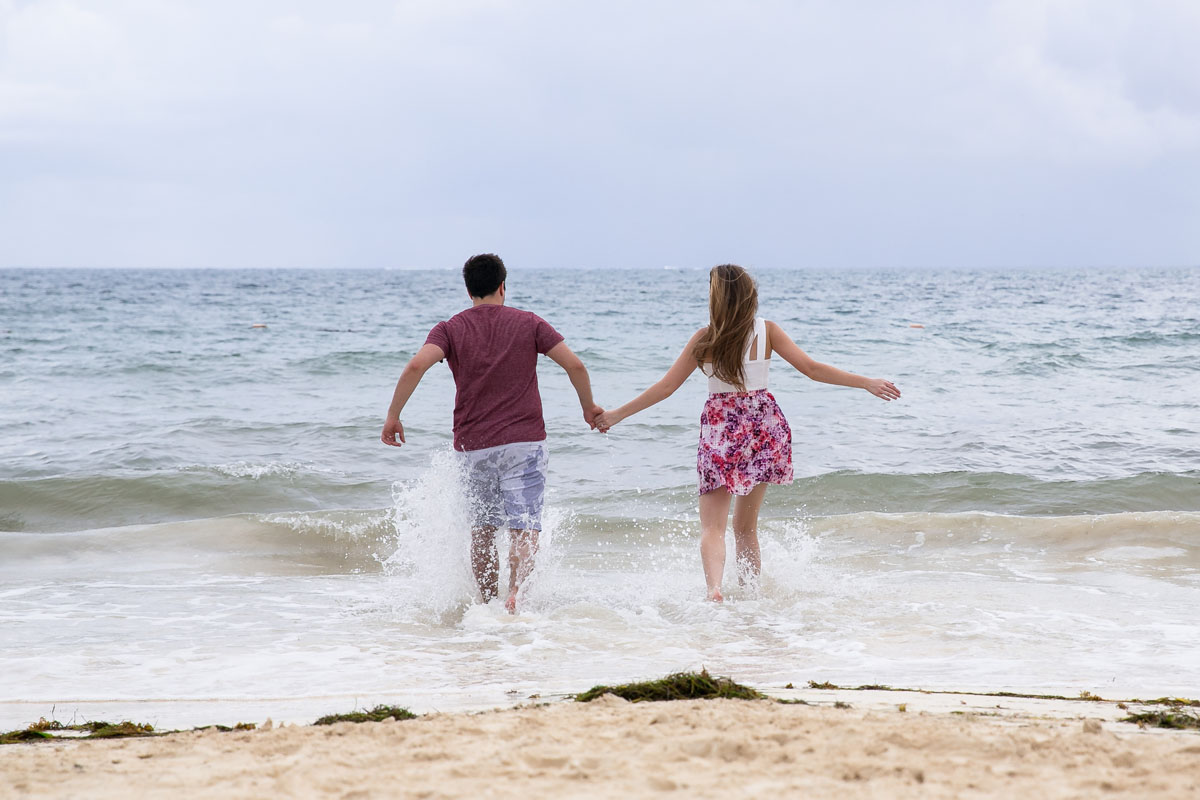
[707,587,724,603]
[505,590,518,614]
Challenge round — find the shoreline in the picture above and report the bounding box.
[4,680,1196,732]
[3,683,1198,798]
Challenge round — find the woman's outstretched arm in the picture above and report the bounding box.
[594,328,705,431]
[768,321,900,401]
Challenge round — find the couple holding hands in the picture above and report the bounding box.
[382,254,899,612]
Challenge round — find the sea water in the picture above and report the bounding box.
[2,266,1198,727]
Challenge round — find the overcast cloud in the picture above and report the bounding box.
[1,0,1198,268]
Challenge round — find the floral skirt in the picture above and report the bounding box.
[697,389,793,496]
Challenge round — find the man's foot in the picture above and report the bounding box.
[505,590,518,614]
[707,588,724,603]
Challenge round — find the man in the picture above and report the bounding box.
[381,254,602,613]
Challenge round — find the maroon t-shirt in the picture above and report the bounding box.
[425,304,564,451]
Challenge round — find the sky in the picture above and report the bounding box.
[1,0,1198,269]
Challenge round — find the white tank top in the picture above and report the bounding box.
[701,317,770,394]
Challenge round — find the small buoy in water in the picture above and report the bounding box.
[909,324,924,329]
[251,323,268,329]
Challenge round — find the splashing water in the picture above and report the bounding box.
[381,449,476,619]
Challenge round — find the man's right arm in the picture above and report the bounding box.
[381,343,446,447]
[545,341,603,428]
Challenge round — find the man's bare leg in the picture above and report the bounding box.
[471,526,500,602]
[505,528,539,613]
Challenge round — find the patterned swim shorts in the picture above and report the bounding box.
[460,440,548,530]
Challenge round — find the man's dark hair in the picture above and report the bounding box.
[462,253,507,298]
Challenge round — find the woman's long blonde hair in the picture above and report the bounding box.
[692,264,758,391]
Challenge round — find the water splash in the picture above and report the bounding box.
[381,449,477,618]
[379,450,588,619]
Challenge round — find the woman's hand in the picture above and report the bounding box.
[864,378,901,401]
[593,410,621,432]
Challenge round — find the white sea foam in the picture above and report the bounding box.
[1094,546,1189,561]
[5,507,1200,730]
[184,461,330,480]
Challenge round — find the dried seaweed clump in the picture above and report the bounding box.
[575,670,765,703]
[1122,711,1200,730]
[314,705,416,725]
[0,719,156,745]
[193,723,257,733]
[85,722,156,739]
[1129,697,1200,708]
[0,729,53,745]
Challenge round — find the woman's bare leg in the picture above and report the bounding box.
[698,488,732,602]
[732,483,768,585]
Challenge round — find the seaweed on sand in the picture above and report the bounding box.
[802,681,1200,708]
[193,723,257,733]
[1122,711,1200,730]
[28,718,66,732]
[1128,697,1200,708]
[0,719,157,745]
[84,722,155,739]
[313,705,416,725]
[575,670,766,703]
[0,729,53,744]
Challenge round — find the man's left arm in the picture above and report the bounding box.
[545,342,603,429]
[381,343,446,447]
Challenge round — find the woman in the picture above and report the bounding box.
[595,265,900,601]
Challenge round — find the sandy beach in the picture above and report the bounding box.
[3,689,1198,799]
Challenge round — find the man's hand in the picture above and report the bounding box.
[381,419,406,447]
[583,405,605,430]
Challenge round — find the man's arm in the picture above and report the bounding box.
[545,341,604,428]
[381,343,446,447]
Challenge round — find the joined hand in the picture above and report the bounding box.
[593,410,617,433]
[584,405,605,430]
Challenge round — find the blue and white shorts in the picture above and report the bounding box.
[461,441,548,531]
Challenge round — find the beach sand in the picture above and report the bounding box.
[2,690,1198,799]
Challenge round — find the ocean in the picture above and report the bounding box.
[2,266,1198,728]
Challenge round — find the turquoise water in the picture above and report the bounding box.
[2,266,1199,726]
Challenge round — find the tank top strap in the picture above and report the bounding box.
[750,317,766,361]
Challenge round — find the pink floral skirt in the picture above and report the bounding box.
[697,389,794,496]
